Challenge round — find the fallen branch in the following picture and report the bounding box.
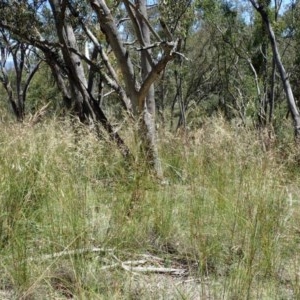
[121,264,186,275]
[100,261,186,275]
[27,247,113,262]
[139,253,164,262]
[26,248,187,275]
[107,254,186,275]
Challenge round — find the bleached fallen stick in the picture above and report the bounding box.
[139,254,164,262]
[27,247,113,262]
[99,260,147,271]
[27,249,187,275]
[175,278,201,286]
[122,260,147,266]
[121,264,186,275]
[100,257,186,275]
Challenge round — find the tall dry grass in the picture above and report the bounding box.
[0,117,299,299]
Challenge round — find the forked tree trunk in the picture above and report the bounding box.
[48,0,130,156]
[90,0,179,177]
[0,41,40,122]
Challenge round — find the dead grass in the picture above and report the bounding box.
[0,116,300,299]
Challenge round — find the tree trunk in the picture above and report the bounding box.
[48,0,130,156]
[269,56,276,124]
[250,0,300,138]
[90,0,179,177]
[135,0,162,177]
[0,41,40,121]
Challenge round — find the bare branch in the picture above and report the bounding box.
[89,0,139,112]
[123,0,155,68]
[160,18,173,42]
[82,26,132,111]
[117,17,130,27]
[23,60,43,102]
[135,42,161,51]
[124,0,162,43]
[138,40,179,111]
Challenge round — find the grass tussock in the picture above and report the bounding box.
[0,117,300,299]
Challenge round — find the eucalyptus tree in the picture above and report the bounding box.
[250,2,271,126]
[0,0,183,176]
[248,0,289,126]
[157,0,195,130]
[0,19,41,121]
[0,0,130,156]
[174,0,256,126]
[249,0,300,138]
[284,0,300,108]
[86,0,182,176]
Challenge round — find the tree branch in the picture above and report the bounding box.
[123,0,155,68]
[89,0,139,112]
[138,40,179,111]
[125,0,162,42]
[82,25,132,111]
[23,60,42,104]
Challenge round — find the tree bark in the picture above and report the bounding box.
[249,0,300,138]
[89,0,139,113]
[1,0,178,172]
[134,0,162,177]
[90,0,179,177]
[48,0,130,156]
